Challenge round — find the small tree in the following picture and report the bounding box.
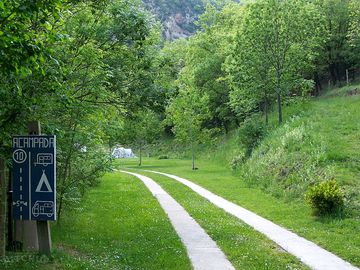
[167,86,210,170]
[120,110,162,166]
[136,110,163,166]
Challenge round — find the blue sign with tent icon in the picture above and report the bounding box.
[12,136,56,221]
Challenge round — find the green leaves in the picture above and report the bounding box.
[226,0,326,124]
[166,85,210,144]
[305,180,345,216]
[0,0,62,75]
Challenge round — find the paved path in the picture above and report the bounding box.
[146,170,359,270]
[118,170,235,270]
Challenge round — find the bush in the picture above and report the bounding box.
[230,152,246,171]
[158,155,169,160]
[305,180,345,216]
[238,118,266,156]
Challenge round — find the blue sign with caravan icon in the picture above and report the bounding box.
[12,136,56,221]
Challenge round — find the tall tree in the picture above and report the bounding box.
[227,0,325,124]
[181,3,242,132]
[0,0,64,157]
[346,0,360,70]
[313,0,353,84]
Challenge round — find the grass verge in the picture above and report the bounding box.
[1,172,191,270]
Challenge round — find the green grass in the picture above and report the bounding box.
[139,170,309,270]
[1,173,191,270]
[119,157,360,267]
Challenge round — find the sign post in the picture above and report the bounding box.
[12,122,56,255]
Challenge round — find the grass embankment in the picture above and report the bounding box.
[1,173,191,270]
[235,85,360,214]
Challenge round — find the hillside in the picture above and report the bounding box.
[142,0,240,40]
[205,83,360,216]
[143,0,204,39]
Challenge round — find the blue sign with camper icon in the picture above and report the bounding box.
[12,136,56,221]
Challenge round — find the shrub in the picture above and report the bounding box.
[305,180,345,216]
[238,118,266,156]
[230,152,246,171]
[158,155,169,160]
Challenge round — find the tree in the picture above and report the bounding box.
[171,4,242,132]
[347,0,360,70]
[311,0,354,85]
[166,86,210,170]
[0,0,64,157]
[225,29,274,125]
[226,0,325,124]
[44,0,160,218]
[0,0,162,221]
[119,110,163,166]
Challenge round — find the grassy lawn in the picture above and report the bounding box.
[139,170,309,270]
[119,157,360,267]
[1,173,191,270]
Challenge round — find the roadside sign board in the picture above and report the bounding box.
[12,136,56,221]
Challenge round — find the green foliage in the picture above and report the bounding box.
[119,109,163,148]
[158,154,169,159]
[229,152,246,171]
[238,118,266,156]
[239,113,329,199]
[166,86,210,145]
[233,84,360,214]
[305,180,345,216]
[347,0,360,69]
[226,0,326,124]
[0,0,163,219]
[0,0,62,75]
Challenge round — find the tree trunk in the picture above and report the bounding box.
[57,191,64,224]
[314,72,322,96]
[192,146,195,171]
[277,92,282,124]
[139,144,142,167]
[0,158,6,257]
[329,63,338,85]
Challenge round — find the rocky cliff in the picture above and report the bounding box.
[142,0,204,40]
